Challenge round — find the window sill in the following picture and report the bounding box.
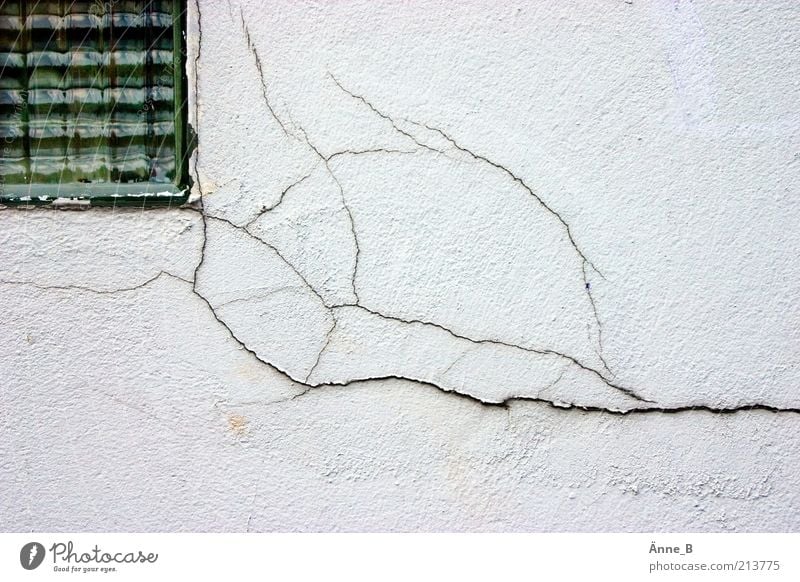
[0,183,189,208]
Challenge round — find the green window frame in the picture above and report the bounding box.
[0,0,189,206]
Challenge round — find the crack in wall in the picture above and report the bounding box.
[204,214,330,310]
[0,270,192,295]
[6,240,799,416]
[186,213,800,414]
[329,74,447,156]
[195,208,652,403]
[329,304,648,403]
[199,196,646,403]
[222,369,800,417]
[583,261,612,375]
[134,8,797,417]
[416,118,609,357]
[326,166,361,303]
[326,148,420,163]
[326,76,610,364]
[246,171,316,225]
[213,284,307,309]
[286,122,363,303]
[413,120,602,274]
[305,311,338,383]
[240,9,291,139]
[184,21,793,414]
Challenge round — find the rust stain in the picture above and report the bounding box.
[227,413,249,436]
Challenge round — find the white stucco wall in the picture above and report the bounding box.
[2,0,799,531]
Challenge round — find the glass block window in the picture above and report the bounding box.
[0,0,187,204]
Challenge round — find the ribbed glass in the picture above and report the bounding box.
[0,0,178,187]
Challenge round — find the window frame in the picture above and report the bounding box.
[0,0,191,207]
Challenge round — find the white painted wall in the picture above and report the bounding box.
[2,0,799,531]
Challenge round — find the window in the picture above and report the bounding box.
[0,0,188,206]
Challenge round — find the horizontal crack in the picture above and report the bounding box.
[228,370,800,417]
[326,148,420,163]
[213,284,307,309]
[0,270,191,295]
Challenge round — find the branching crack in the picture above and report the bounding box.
[183,230,800,416]
[182,32,799,416]
[327,75,614,380]
[329,74,446,155]
[332,303,651,403]
[204,214,330,309]
[245,171,316,227]
[291,124,362,303]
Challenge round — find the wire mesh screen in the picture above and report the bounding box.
[0,0,182,189]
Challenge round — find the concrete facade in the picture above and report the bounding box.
[2,0,799,531]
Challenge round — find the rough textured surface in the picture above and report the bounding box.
[1,0,799,531]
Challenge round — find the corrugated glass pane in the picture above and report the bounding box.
[0,0,182,193]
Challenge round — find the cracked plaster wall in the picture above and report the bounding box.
[2,0,799,531]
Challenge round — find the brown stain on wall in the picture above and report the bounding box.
[227,413,249,437]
